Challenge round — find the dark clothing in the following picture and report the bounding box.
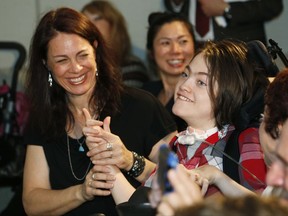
[164,0,283,45]
[24,87,177,216]
[116,186,155,216]
[142,80,187,131]
[121,55,150,88]
[214,0,283,45]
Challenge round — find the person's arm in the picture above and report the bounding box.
[83,118,155,182]
[84,124,176,183]
[238,127,267,191]
[22,145,114,216]
[193,165,254,196]
[199,0,229,17]
[259,117,276,167]
[83,108,177,183]
[151,164,253,211]
[223,0,283,24]
[86,164,136,205]
[108,166,136,204]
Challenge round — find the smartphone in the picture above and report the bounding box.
[157,144,179,194]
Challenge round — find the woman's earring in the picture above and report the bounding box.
[48,72,53,87]
[96,68,98,77]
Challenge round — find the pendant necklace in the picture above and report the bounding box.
[74,118,90,152]
[76,136,85,152]
[74,113,98,152]
[66,110,99,180]
[67,135,91,181]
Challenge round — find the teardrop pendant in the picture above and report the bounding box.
[79,145,85,152]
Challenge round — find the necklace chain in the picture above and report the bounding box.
[74,113,97,147]
[76,137,85,145]
[67,135,91,181]
[66,112,99,180]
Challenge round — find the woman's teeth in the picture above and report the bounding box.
[168,59,183,65]
[70,75,85,83]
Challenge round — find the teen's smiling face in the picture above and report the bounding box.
[172,53,216,130]
[46,33,97,98]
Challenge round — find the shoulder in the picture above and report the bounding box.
[122,55,147,73]
[238,127,260,150]
[123,55,146,66]
[121,86,161,108]
[142,80,163,90]
[119,87,176,125]
[141,80,163,96]
[23,125,44,146]
[123,86,156,99]
[239,127,259,139]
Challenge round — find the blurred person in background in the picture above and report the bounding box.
[164,0,283,48]
[82,0,151,88]
[142,12,195,131]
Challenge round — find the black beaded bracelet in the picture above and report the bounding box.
[127,151,145,178]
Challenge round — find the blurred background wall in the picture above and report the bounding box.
[0,0,287,72]
[0,0,287,212]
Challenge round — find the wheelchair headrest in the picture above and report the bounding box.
[247,40,279,77]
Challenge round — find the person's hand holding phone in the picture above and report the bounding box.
[157,144,179,194]
[157,165,204,216]
[149,144,178,208]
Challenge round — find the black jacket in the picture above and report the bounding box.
[164,0,283,45]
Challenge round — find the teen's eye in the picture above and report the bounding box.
[94,15,103,21]
[197,80,207,86]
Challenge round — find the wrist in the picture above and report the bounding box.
[125,151,146,178]
[212,170,222,186]
[78,184,93,202]
[124,151,134,171]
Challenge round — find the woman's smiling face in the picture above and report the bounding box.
[46,33,97,98]
[152,21,195,77]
